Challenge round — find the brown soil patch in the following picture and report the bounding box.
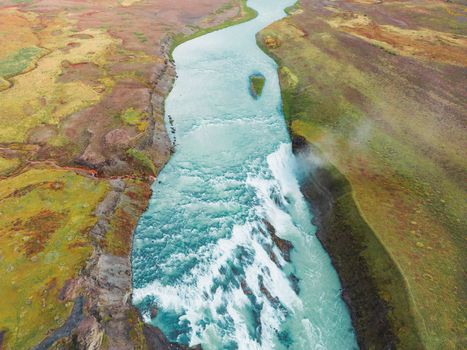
[19,210,65,257]
[70,34,93,40]
[3,180,65,200]
[3,182,45,199]
[57,61,101,84]
[343,20,467,66]
[325,1,467,65]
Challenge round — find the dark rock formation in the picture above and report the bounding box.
[292,134,400,350]
[143,325,202,350]
[262,219,293,262]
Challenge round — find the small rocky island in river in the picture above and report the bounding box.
[249,73,266,98]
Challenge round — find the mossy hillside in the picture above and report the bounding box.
[126,307,149,349]
[300,150,423,347]
[0,14,116,143]
[127,148,157,175]
[0,46,45,80]
[284,1,301,16]
[0,156,21,176]
[258,1,466,348]
[0,168,108,350]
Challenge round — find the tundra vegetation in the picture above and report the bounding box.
[259,0,466,348]
[0,0,251,348]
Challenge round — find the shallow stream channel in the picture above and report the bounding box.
[132,0,357,348]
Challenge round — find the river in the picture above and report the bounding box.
[132,0,357,348]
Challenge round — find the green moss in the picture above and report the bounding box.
[104,181,145,256]
[284,1,301,16]
[0,156,20,176]
[0,169,108,349]
[214,2,234,14]
[119,108,148,132]
[121,108,141,125]
[249,74,265,98]
[126,148,156,175]
[0,47,44,79]
[127,307,148,349]
[101,333,110,350]
[133,32,148,43]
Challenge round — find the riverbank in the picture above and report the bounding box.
[257,0,466,348]
[291,135,418,349]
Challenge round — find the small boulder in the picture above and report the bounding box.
[104,129,132,147]
[79,147,105,166]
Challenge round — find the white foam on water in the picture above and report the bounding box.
[133,145,314,348]
[302,318,326,350]
[134,142,357,349]
[134,225,296,346]
[267,143,300,197]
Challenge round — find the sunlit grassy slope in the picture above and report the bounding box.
[259,0,466,348]
[0,168,108,349]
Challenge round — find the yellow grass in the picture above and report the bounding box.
[0,9,39,61]
[0,168,108,349]
[0,10,118,143]
[119,0,143,6]
[0,157,20,176]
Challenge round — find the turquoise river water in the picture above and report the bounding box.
[132,0,357,348]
